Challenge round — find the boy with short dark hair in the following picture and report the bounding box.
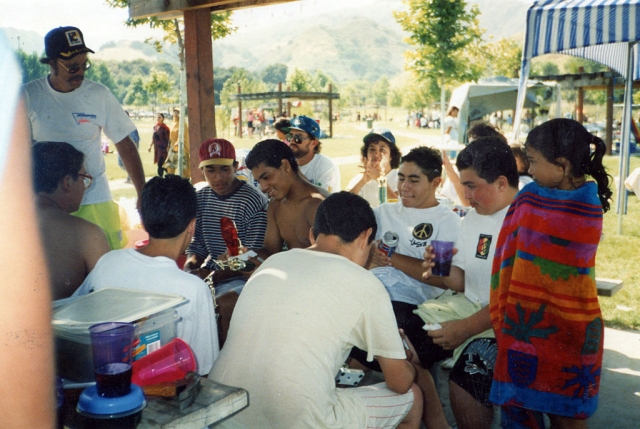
[417,137,520,429]
[74,175,219,375]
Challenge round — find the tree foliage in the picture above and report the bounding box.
[287,68,314,92]
[219,68,267,107]
[16,51,48,84]
[260,64,288,87]
[372,76,390,106]
[144,71,173,107]
[486,38,522,78]
[393,0,485,88]
[105,0,236,55]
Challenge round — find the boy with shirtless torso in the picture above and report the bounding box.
[32,142,110,300]
[245,139,328,260]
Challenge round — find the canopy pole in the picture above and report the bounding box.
[514,60,531,142]
[616,42,635,235]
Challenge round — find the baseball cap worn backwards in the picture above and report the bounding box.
[199,139,236,168]
[42,27,94,62]
[287,115,321,139]
[364,127,396,145]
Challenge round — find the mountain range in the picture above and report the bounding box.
[4,0,531,83]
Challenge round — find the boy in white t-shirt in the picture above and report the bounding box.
[352,146,461,429]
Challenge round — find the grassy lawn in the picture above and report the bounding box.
[106,117,640,330]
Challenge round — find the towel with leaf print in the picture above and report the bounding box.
[489,181,603,419]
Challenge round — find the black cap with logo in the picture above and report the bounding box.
[41,26,94,63]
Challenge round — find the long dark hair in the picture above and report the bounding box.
[525,118,612,212]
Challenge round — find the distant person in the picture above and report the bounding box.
[444,106,459,142]
[490,119,612,428]
[210,192,422,429]
[245,139,327,259]
[286,115,341,192]
[1,31,56,425]
[33,142,110,300]
[247,110,255,138]
[148,113,170,177]
[346,128,400,207]
[74,175,219,375]
[23,26,145,249]
[165,108,190,178]
[509,143,534,189]
[273,117,291,145]
[118,111,140,184]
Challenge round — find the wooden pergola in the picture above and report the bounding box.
[229,83,340,138]
[528,70,640,155]
[129,0,299,180]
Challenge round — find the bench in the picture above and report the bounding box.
[596,278,624,297]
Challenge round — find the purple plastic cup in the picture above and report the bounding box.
[89,322,135,397]
[431,240,454,276]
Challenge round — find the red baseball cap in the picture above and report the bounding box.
[198,139,236,168]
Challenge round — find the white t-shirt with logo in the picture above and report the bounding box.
[23,77,136,205]
[452,206,509,307]
[372,202,462,304]
[299,153,341,193]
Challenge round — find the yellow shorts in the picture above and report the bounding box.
[73,201,127,250]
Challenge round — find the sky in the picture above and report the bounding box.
[1,0,538,50]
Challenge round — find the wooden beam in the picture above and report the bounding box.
[129,0,298,19]
[184,8,216,182]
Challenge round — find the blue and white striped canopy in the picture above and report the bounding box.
[521,0,640,78]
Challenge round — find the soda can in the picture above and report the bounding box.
[379,231,399,257]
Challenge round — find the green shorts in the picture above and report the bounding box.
[73,200,127,249]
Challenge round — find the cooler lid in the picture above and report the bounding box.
[53,288,185,337]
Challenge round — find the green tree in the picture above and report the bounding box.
[260,64,288,87]
[564,57,607,74]
[394,0,485,115]
[219,68,267,108]
[287,68,314,92]
[486,38,522,78]
[124,77,149,107]
[388,86,404,108]
[312,70,337,92]
[531,61,560,76]
[144,71,172,109]
[86,61,122,100]
[17,51,48,84]
[372,76,390,106]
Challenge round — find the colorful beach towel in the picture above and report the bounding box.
[489,181,603,419]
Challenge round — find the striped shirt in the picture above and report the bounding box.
[188,182,268,269]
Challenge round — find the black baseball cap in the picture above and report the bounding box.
[41,26,94,63]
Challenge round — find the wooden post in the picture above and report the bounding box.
[577,67,585,123]
[287,86,291,117]
[606,77,614,155]
[184,9,216,182]
[237,84,243,138]
[278,82,283,117]
[328,84,333,138]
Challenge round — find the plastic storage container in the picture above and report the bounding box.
[53,288,185,383]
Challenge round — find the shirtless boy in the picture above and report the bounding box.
[245,139,328,259]
[32,142,110,300]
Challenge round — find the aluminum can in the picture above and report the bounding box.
[378,177,387,205]
[378,231,399,257]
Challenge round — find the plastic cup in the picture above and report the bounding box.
[131,338,196,386]
[431,240,454,277]
[89,322,135,398]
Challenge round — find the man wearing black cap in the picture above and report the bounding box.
[23,26,145,249]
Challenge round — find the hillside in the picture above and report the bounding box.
[4,0,532,82]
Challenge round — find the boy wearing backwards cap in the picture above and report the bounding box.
[286,115,341,193]
[23,26,145,249]
[346,128,401,207]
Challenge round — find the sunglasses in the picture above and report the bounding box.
[57,59,91,74]
[286,133,310,144]
[78,173,93,189]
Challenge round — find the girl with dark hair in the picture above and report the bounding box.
[490,119,612,428]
